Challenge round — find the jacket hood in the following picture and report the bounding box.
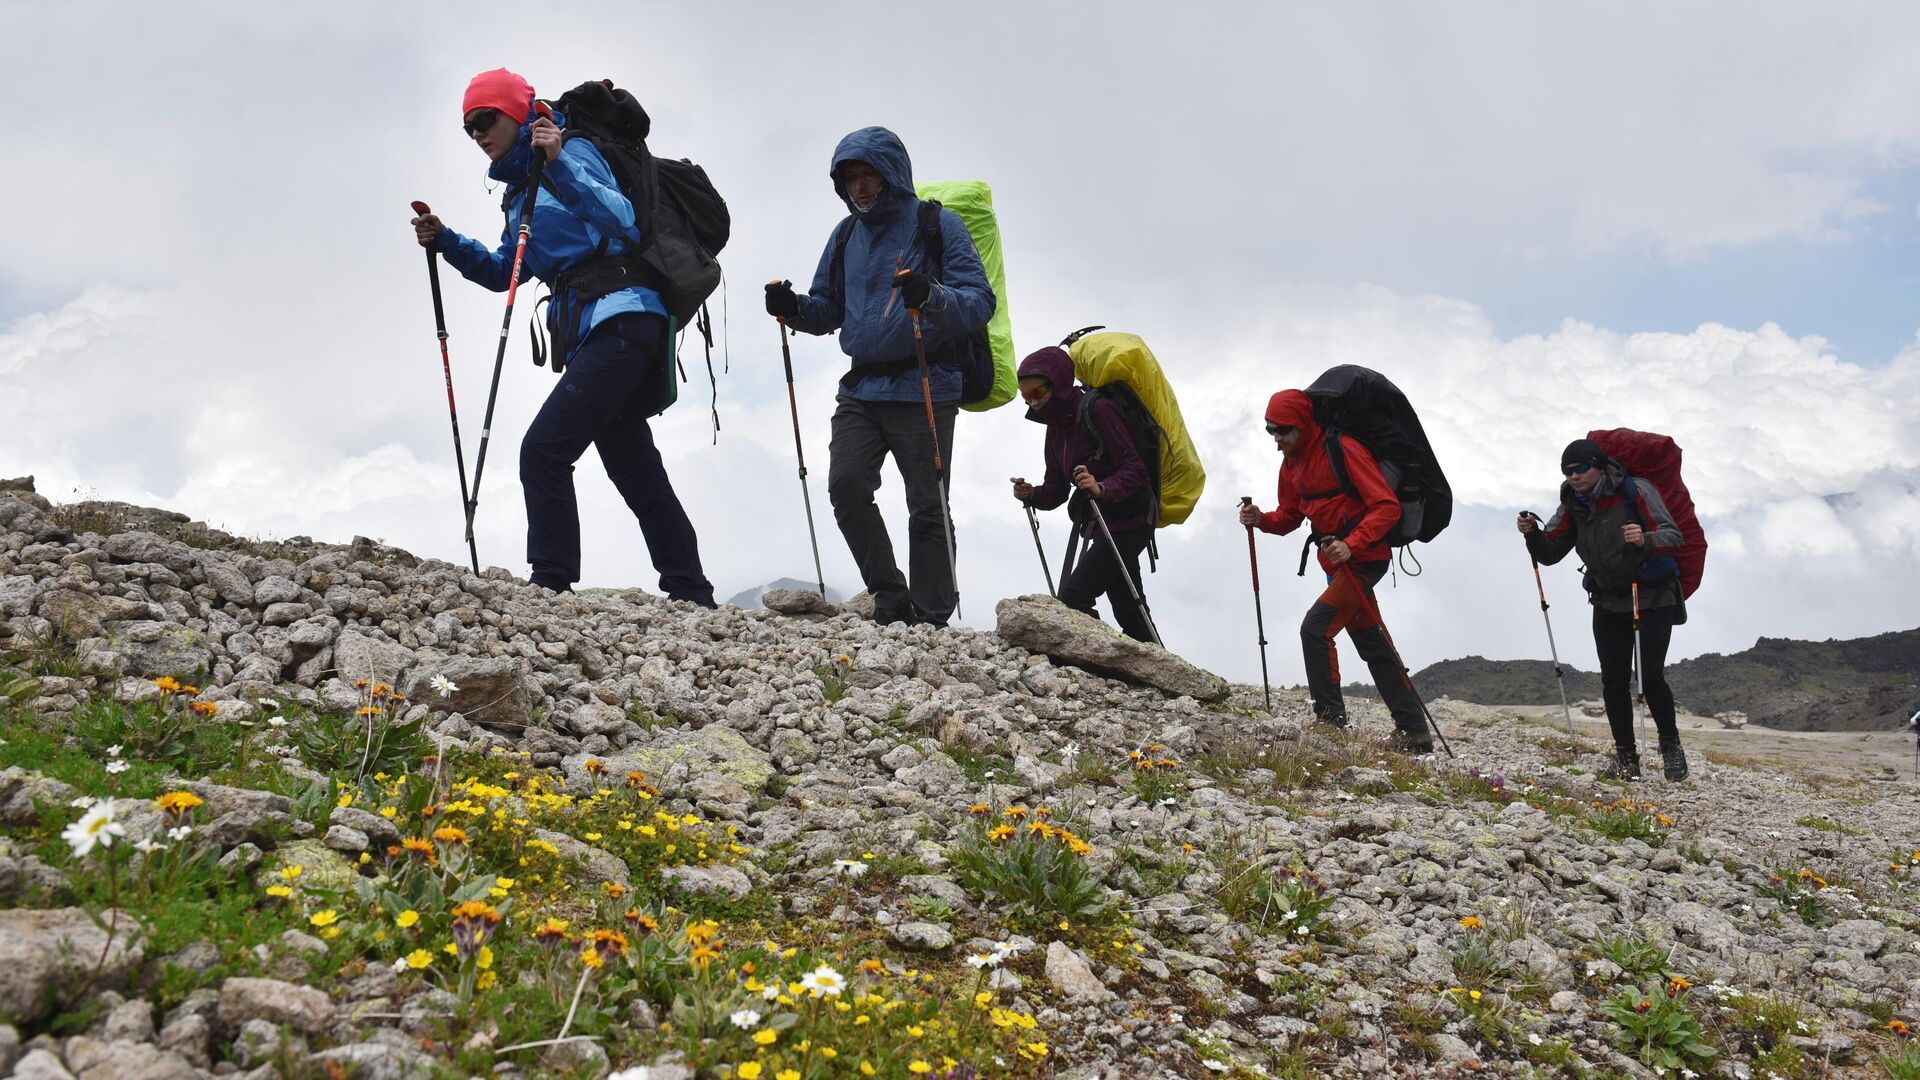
[1018,346,1080,425]
[486,118,539,187]
[831,126,915,220]
[1265,390,1321,442]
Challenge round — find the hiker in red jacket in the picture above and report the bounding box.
[1238,390,1433,752]
[1010,347,1156,642]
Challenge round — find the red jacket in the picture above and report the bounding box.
[1255,390,1401,572]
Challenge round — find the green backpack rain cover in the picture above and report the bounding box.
[915,179,1016,411]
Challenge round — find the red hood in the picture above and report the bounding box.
[1265,390,1321,443]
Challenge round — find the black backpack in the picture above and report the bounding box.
[828,200,996,405]
[1301,365,1452,546]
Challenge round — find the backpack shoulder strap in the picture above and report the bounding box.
[918,199,946,279]
[1618,474,1646,526]
[1324,429,1358,499]
[827,216,857,298]
[1076,387,1109,460]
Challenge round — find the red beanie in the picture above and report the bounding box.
[462,68,534,124]
[1265,389,1315,429]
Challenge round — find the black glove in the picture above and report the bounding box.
[894,269,932,310]
[765,279,799,318]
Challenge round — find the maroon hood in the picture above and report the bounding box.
[1018,346,1081,425]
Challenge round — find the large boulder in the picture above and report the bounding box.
[103,621,212,679]
[994,594,1229,701]
[216,977,334,1033]
[0,907,144,1026]
[332,629,417,685]
[405,656,535,732]
[592,726,776,792]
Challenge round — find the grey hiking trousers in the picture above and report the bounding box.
[827,396,958,626]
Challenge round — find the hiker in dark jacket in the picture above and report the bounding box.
[1009,347,1155,642]
[1519,438,1688,780]
[765,127,995,628]
[411,68,714,606]
[1237,390,1434,753]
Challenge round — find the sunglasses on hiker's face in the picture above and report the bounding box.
[1562,461,1598,476]
[463,108,504,137]
[1019,383,1051,405]
[1265,424,1296,438]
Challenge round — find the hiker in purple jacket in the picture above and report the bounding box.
[1009,347,1156,642]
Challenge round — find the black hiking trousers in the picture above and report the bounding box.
[1593,602,1679,754]
[827,396,958,626]
[519,314,715,605]
[1300,561,1429,736]
[1058,524,1154,643]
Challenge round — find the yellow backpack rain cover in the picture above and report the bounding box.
[1066,331,1206,525]
[915,180,1016,411]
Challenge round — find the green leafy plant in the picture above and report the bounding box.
[287,687,424,781]
[1249,865,1339,944]
[1882,1035,1920,1079]
[1757,868,1836,928]
[1600,980,1718,1076]
[1586,797,1671,847]
[815,654,852,703]
[1594,930,1674,981]
[1127,744,1185,805]
[949,804,1110,929]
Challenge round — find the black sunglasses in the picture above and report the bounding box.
[462,108,504,137]
[1265,423,1296,437]
[1562,461,1597,476]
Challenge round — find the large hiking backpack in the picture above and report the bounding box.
[828,187,1011,409]
[1587,428,1707,598]
[1301,365,1452,546]
[1061,328,1206,526]
[548,80,729,325]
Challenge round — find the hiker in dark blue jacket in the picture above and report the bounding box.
[411,68,714,606]
[765,127,995,627]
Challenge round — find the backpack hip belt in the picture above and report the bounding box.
[532,251,654,372]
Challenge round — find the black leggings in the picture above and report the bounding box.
[1059,526,1155,643]
[1593,603,1678,753]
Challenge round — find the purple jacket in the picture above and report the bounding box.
[1020,348,1152,536]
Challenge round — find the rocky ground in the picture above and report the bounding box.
[0,485,1916,1079]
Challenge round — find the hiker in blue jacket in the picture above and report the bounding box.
[411,68,714,606]
[766,127,995,628]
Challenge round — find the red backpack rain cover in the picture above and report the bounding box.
[1587,428,1708,598]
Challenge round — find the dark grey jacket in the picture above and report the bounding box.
[1527,462,1685,615]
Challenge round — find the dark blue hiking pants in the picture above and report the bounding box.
[519,314,714,605]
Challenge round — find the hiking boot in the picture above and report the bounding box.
[1660,742,1690,782]
[1602,750,1642,781]
[1388,730,1435,756]
[1311,707,1350,731]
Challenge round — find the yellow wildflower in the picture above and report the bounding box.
[395,910,419,928]
[405,949,433,969]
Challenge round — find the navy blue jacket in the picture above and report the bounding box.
[788,127,995,403]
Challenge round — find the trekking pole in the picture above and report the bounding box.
[1520,511,1575,747]
[466,103,554,557]
[1240,497,1272,709]
[1632,581,1648,752]
[1338,560,1454,758]
[773,305,827,598]
[411,200,479,575]
[1082,493,1162,647]
[897,270,961,620]
[1019,493,1055,595]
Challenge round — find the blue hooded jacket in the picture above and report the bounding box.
[788,127,996,404]
[437,113,667,363]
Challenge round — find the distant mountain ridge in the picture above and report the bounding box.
[1347,627,1920,732]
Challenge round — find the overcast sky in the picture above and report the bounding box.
[5,3,1919,695]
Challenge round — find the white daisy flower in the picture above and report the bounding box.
[728,1008,762,1029]
[63,799,125,857]
[430,674,459,698]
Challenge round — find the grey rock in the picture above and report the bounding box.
[97,998,155,1043]
[102,621,210,678]
[1826,919,1888,957]
[230,1019,304,1069]
[609,726,775,792]
[252,576,302,606]
[540,1038,609,1078]
[762,587,832,615]
[63,1036,200,1080]
[1429,1033,1481,1065]
[154,1014,210,1069]
[0,766,76,827]
[1549,990,1582,1013]
[995,594,1228,700]
[12,1049,76,1080]
[1046,940,1116,1003]
[0,906,144,1025]
[532,829,630,886]
[311,1041,438,1080]
[889,921,955,951]
[662,863,752,900]
[404,655,534,732]
[323,824,370,853]
[899,875,968,908]
[1335,766,1394,795]
[329,807,401,848]
[331,629,415,684]
[0,1024,18,1076]
[216,976,334,1033]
